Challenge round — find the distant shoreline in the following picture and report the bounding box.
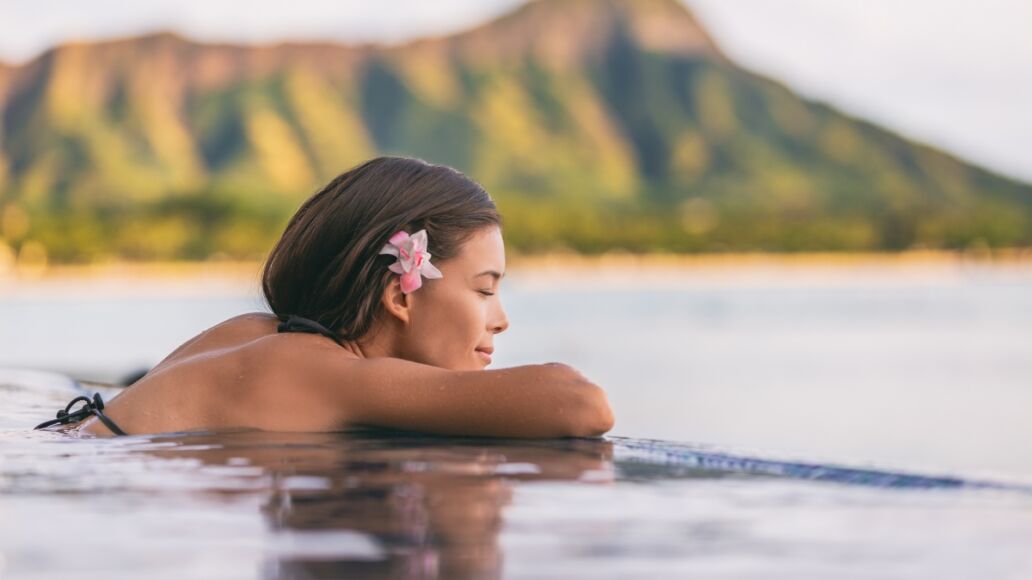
[3,248,1032,285]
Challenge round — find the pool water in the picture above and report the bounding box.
[3,368,1031,579]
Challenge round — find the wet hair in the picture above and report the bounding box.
[261,156,502,341]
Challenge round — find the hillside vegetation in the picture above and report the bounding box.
[1,0,1030,262]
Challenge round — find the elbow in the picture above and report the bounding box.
[572,386,615,437]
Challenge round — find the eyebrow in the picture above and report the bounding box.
[474,270,505,280]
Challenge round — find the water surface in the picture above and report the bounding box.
[3,370,1031,579]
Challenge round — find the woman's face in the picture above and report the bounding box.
[396,225,510,371]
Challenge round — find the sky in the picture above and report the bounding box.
[1,0,1029,183]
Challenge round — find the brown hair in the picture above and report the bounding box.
[261,156,502,341]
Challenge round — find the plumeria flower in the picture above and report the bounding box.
[379,229,444,294]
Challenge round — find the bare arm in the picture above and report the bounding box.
[262,336,615,435]
[319,355,614,438]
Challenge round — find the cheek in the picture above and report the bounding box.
[410,291,484,356]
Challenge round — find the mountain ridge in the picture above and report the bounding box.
[0,0,1029,262]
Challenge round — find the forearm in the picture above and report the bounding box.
[340,359,612,439]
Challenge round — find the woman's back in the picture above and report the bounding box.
[72,313,326,436]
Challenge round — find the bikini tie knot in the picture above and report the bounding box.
[34,392,127,436]
[53,394,100,423]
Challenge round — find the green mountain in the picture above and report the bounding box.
[1,0,1030,262]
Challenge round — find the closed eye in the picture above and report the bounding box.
[478,290,495,296]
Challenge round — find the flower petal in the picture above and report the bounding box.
[410,229,428,253]
[400,270,422,294]
[379,244,400,257]
[420,260,443,279]
[388,262,405,275]
[388,230,410,246]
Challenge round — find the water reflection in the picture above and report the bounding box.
[8,371,1032,579]
[5,408,1032,579]
[133,428,614,579]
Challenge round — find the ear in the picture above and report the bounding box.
[381,276,413,325]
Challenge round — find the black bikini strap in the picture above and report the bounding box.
[277,314,341,343]
[34,392,128,436]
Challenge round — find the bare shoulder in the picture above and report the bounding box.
[224,332,362,432]
[151,312,281,371]
[212,312,281,334]
[236,331,360,391]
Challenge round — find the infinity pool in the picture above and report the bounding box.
[3,368,1031,579]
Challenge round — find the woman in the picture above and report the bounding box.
[38,157,615,439]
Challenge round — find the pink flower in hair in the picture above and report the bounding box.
[379,229,444,294]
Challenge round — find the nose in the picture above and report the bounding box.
[491,301,510,334]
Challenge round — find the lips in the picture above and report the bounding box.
[476,347,493,363]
